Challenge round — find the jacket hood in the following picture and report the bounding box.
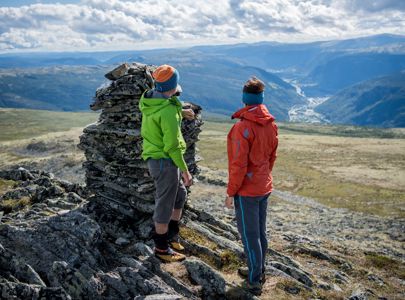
[232,104,275,125]
[139,90,181,116]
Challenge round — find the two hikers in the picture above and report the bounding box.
[139,65,193,262]
[140,65,278,295]
[225,77,278,295]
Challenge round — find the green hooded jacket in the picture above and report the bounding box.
[139,90,188,171]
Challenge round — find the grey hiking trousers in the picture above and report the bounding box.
[147,158,187,224]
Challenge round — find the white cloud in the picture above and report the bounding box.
[0,0,404,52]
[343,0,405,13]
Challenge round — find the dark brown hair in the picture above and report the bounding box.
[243,77,265,94]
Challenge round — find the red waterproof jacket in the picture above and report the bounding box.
[227,104,278,197]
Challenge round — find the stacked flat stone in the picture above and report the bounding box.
[78,63,202,218]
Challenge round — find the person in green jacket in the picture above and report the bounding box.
[140,64,193,262]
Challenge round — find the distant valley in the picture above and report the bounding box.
[0,33,404,127]
[316,73,405,127]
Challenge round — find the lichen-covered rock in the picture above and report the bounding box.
[0,281,72,300]
[97,266,182,299]
[134,295,183,300]
[184,258,226,296]
[104,63,130,81]
[268,261,314,288]
[49,261,97,299]
[348,288,375,300]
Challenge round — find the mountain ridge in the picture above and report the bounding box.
[0,34,404,126]
[316,73,405,127]
[0,62,306,120]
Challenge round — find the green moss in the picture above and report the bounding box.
[42,210,57,216]
[180,227,219,251]
[275,279,312,298]
[180,227,223,268]
[314,290,345,300]
[0,197,31,214]
[365,253,405,280]
[199,253,221,269]
[366,253,397,269]
[0,179,15,195]
[220,250,243,272]
[180,227,244,271]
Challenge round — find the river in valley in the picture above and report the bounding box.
[286,80,331,124]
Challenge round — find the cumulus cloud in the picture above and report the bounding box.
[0,0,404,52]
[343,0,405,13]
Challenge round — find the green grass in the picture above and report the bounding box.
[202,119,405,139]
[365,253,405,280]
[274,152,405,217]
[202,111,229,122]
[0,108,98,142]
[277,122,405,139]
[198,122,232,170]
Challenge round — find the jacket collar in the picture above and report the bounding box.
[232,104,275,126]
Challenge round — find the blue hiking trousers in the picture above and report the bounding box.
[234,193,270,284]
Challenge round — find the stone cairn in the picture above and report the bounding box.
[78,63,202,221]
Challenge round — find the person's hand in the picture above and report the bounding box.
[182,109,195,120]
[225,196,234,209]
[182,170,193,187]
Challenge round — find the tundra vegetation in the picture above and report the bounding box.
[0,108,404,299]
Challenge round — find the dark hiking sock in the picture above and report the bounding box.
[168,220,180,240]
[153,232,169,251]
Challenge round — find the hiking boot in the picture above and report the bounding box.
[238,266,249,277]
[154,247,186,263]
[169,240,185,251]
[239,280,262,296]
[238,267,267,284]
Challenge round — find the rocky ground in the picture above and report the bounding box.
[194,168,404,260]
[0,128,86,184]
[194,170,405,299]
[0,161,404,299]
[0,133,404,300]
[0,167,316,300]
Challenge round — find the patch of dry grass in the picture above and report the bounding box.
[0,196,31,214]
[180,226,219,251]
[198,121,405,217]
[0,179,15,195]
[0,108,97,142]
[364,253,405,280]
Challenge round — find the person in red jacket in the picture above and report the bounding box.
[225,77,278,296]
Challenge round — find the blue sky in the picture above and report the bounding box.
[0,0,404,52]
